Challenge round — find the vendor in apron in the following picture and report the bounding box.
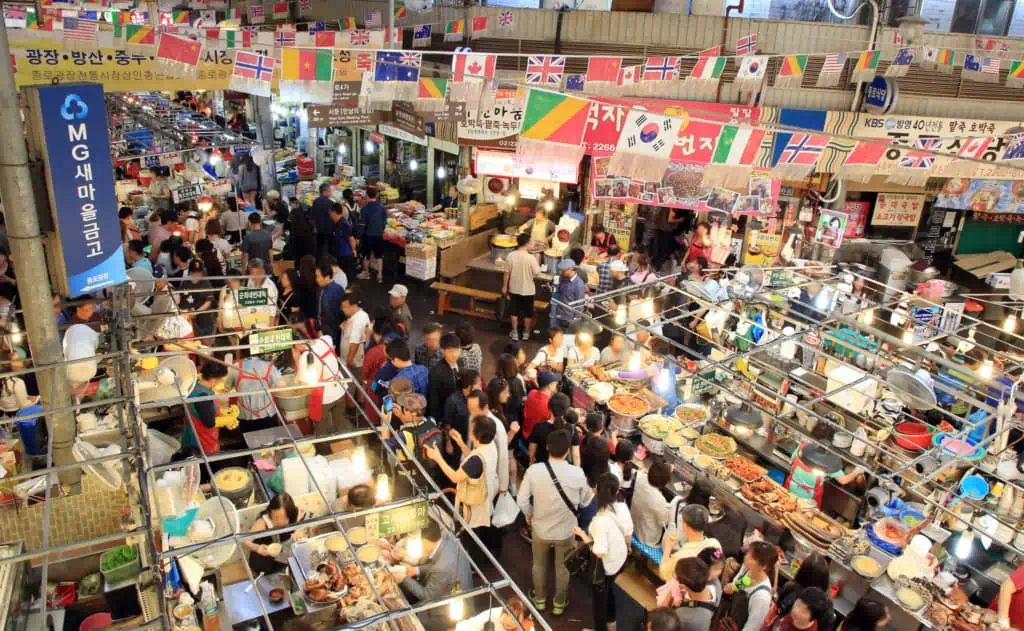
[231,351,284,432]
[182,362,237,457]
[518,207,555,245]
[786,443,863,509]
[241,492,303,576]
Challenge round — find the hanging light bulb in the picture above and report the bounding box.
[375,473,390,502]
[628,350,643,372]
[980,360,994,379]
[9,322,22,346]
[903,328,915,344]
[352,447,367,472]
[339,144,348,155]
[862,309,875,326]
[505,193,517,207]
[409,159,419,171]
[406,529,423,561]
[640,299,655,319]
[449,596,465,621]
[436,165,447,179]
[364,140,375,154]
[615,303,627,326]
[544,199,554,212]
[1004,313,1017,333]
[956,530,975,559]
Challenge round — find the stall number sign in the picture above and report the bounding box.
[249,328,293,355]
[364,500,429,539]
[172,183,206,204]
[872,193,925,227]
[237,288,270,308]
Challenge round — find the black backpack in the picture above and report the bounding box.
[402,418,444,462]
[715,584,771,631]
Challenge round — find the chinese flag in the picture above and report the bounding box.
[156,33,202,67]
[586,57,622,83]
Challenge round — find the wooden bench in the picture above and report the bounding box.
[432,282,549,321]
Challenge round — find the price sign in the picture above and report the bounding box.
[172,183,206,204]
[237,287,270,307]
[364,500,430,539]
[249,328,293,355]
[872,193,925,227]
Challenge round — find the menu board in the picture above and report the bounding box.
[603,202,636,252]
[249,328,293,355]
[365,500,430,539]
[237,288,270,307]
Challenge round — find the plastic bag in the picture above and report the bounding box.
[491,491,520,528]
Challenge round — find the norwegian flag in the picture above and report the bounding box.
[643,56,678,81]
[736,33,757,55]
[772,133,828,178]
[274,28,295,47]
[247,4,263,23]
[230,51,274,96]
[526,55,564,85]
[350,29,369,46]
[958,136,993,159]
[498,9,513,28]
[398,52,421,67]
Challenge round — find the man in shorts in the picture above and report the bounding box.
[503,232,542,341]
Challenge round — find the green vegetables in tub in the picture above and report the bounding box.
[101,545,137,571]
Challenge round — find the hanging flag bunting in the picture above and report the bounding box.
[222,7,241,23]
[194,10,216,26]
[26,10,56,31]
[498,9,513,29]
[471,15,488,37]
[294,32,314,46]
[585,57,622,94]
[393,4,408,19]
[684,55,726,97]
[920,46,939,68]
[891,31,904,46]
[3,6,28,28]
[1001,134,1024,160]
[314,31,337,48]
[280,48,333,103]
[884,47,915,77]
[63,14,99,50]
[617,65,642,92]
[606,110,679,182]
[444,19,464,41]
[413,24,431,47]
[220,28,250,49]
[274,26,295,47]
[999,42,1010,58]
[772,133,829,179]
[774,55,806,88]
[936,49,955,73]
[957,136,993,162]
[348,29,371,46]
[850,50,879,82]
[271,2,287,19]
[703,124,766,187]
[384,26,401,45]
[247,4,263,24]
[963,53,999,82]
[1008,60,1024,87]
[298,0,312,17]
[517,89,589,168]
[365,10,381,27]
[526,55,565,85]
[643,56,678,82]
[229,50,274,96]
[975,37,995,52]
[565,74,586,92]
[155,32,202,78]
[451,51,495,82]
[698,46,721,57]
[837,140,889,182]
[117,23,155,52]
[308,21,325,32]
[415,77,447,111]
[172,9,189,23]
[733,55,767,91]
[816,53,847,87]
[339,16,356,30]
[374,51,420,99]
[887,137,943,186]
[736,33,758,55]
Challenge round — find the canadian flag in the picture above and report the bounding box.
[958,136,993,159]
[617,65,641,86]
[452,52,496,82]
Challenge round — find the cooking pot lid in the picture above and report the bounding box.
[800,443,843,473]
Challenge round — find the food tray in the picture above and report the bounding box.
[607,393,650,418]
[641,431,666,456]
[674,403,710,424]
[694,433,737,459]
[723,456,766,482]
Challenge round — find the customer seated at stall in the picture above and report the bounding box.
[529,328,565,374]
[600,334,628,366]
[631,461,673,553]
[567,328,601,369]
[392,517,474,630]
[241,492,303,575]
[659,504,722,581]
[777,587,832,631]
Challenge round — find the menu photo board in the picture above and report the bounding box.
[172,182,206,204]
[603,202,636,252]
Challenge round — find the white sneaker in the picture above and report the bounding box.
[509,330,519,340]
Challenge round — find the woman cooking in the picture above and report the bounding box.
[518,206,555,246]
[684,222,713,265]
[242,492,305,575]
[786,443,863,509]
[590,223,617,255]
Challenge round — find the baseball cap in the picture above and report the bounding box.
[609,260,629,273]
[389,284,409,298]
[538,371,561,389]
[396,391,427,414]
[558,259,576,271]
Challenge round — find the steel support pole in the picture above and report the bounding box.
[0,25,79,490]
[388,0,396,48]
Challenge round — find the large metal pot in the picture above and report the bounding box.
[275,376,311,413]
[489,234,517,264]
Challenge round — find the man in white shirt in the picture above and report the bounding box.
[517,429,593,615]
[245,258,278,327]
[295,329,349,439]
[63,323,100,391]
[340,288,370,370]
[502,233,542,341]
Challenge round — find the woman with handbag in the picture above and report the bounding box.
[426,415,499,531]
[573,473,633,631]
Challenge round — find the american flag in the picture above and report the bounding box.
[365,10,381,27]
[736,33,757,55]
[982,56,1000,74]
[526,55,564,84]
[821,53,847,73]
[498,9,513,28]
[63,15,97,41]
[350,30,369,46]
[398,52,421,67]
[233,51,274,80]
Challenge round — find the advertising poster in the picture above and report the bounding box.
[841,200,870,238]
[935,178,1024,214]
[814,210,848,248]
[35,83,125,296]
[873,193,925,226]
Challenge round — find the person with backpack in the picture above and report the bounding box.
[631,462,674,551]
[572,473,633,631]
[516,429,593,616]
[380,386,445,492]
[718,541,778,631]
[673,556,721,631]
[659,504,722,581]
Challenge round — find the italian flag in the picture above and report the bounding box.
[220,29,250,48]
[691,56,725,79]
[710,125,764,165]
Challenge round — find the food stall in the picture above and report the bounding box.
[554,262,1024,631]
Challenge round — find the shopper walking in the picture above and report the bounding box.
[312,183,335,258]
[359,187,387,283]
[573,473,633,631]
[517,429,593,615]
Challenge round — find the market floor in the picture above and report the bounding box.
[353,276,594,629]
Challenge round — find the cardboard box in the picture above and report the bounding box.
[955,251,1018,278]
[615,568,659,611]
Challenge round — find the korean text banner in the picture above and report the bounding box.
[36,83,125,296]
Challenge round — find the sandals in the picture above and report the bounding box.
[552,600,568,616]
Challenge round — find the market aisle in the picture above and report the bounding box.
[353,277,592,629]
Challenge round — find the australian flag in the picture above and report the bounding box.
[1004,134,1024,160]
[413,23,431,48]
[308,20,325,32]
[565,74,586,92]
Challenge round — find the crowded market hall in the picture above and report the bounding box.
[11,2,1024,631]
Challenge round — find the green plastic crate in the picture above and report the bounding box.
[99,545,140,586]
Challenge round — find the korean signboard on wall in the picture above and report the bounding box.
[28,83,125,297]
[872,193,925,227]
